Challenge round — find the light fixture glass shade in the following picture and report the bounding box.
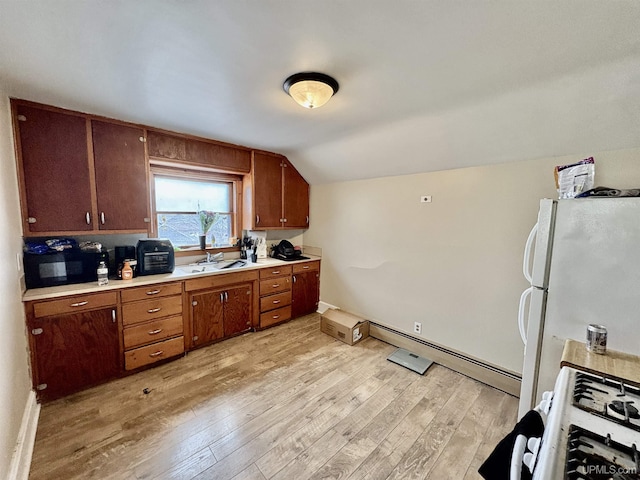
[284,72,339,109]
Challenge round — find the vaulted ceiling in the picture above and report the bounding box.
[1,1,639,184]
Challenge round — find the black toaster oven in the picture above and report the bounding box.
[136,239,175,276]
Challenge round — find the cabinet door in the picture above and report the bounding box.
[223,284,253,336]
[15,104,93,233]
[292,271,320,318]
[31,308,119,401]
[92,120,149,231]
[191,290,224,347]
[252,152,283,228]
[283,161,310,228]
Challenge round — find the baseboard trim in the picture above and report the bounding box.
[8,390,40,480]
[370,323,521,396]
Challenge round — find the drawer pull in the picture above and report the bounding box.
[147,307,161,314]
[272,284,280,288]
[272,315,280,320]
[302,265,310,269]
[146,289,161,296]
[70,301,88,307]
[271,270,280,274]
[272,300,281,304]
[149,350,164,358]
[148,329,163,335]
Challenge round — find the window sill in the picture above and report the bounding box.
[174,246,240,257]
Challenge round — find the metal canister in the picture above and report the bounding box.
[586,324,607,354]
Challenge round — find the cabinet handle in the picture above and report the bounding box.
[139,136,146,143]
[272,284,280,288]
[100,212,105,224]
[272,300,281,304]
[112,310,116,323]
[293,276,297,283]
[149,350,164,358]
[146,289,161,295]
[27,217,37,224]
[31,328,43,336]
[302,265,310,269]
[272,315,280,320]
[283,218,287,223]
[306,215,309,224]
[148,329,163,335]
[147,307,161,313]
[256,215,260,225]
[70,301,88,307]
[85,212,91,225]
[271,270,280,274]
[224,291,228,302]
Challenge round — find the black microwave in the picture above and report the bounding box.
[24,250,108,289]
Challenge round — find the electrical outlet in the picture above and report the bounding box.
[420,195,432,203]
[414,322,422,334]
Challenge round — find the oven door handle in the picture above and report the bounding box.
[510,434,527,480]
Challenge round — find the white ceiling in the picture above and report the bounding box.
[1,1,640,184]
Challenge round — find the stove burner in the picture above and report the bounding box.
[564,425,640,480]
[610,401,640,420]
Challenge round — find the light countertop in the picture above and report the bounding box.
[23,255,321,302]
[561,339,640,386]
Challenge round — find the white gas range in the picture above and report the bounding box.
[533,366,640,479]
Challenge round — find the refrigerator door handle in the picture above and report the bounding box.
[523,223,538,283]
[518,287,533,345]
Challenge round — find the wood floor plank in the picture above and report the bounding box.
[428,384,507,479]
[383,378,484,480]
[346,367,465,480]
[28,313,518,480]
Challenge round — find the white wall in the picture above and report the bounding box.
[305,149,640,373]
[0,91,33,478]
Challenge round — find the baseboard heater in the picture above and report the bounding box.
[370,322,522,396]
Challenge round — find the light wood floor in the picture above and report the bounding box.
[29,314,518,480]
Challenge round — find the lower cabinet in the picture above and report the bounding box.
[258,265,292,328]
[120,282,185,371]
[185,270,258,349]
[26,292,120,402]
[292,261,321,318]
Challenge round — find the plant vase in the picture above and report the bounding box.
[198,234,206,250]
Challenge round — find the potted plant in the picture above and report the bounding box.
[198,209,218,249]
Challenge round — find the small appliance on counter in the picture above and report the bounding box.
[272,240,309,261]
[24,239,109,289]
[136,239,175,276]
[114,245,138,279]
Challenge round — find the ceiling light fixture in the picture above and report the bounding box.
[283,72,339,109]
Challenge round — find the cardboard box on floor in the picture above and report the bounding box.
[320,309,370,345]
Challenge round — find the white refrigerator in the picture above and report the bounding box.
[517,197,640,418]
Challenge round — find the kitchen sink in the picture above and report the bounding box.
[179,260,246,274]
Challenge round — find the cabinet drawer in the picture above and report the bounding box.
[293,261,320,274]
[259,265,292,279]
[124,336,184,370]
[260,305,291,328]
[123,315,184,349]
[122,295,182,326]
[259,276,291,295]
[120,282,182,303]
[260,291,292,313]
[33,291,117,318]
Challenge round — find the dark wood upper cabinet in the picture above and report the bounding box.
[283,161,310,228]
[147,130,251,174]
[15,104,94,233]
[91,120,149,231]
[243,152,310,230]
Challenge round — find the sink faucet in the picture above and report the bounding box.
[198,252,224,264]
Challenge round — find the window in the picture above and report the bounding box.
[152,172,239,249]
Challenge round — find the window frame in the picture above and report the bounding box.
[150,165,243,254]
